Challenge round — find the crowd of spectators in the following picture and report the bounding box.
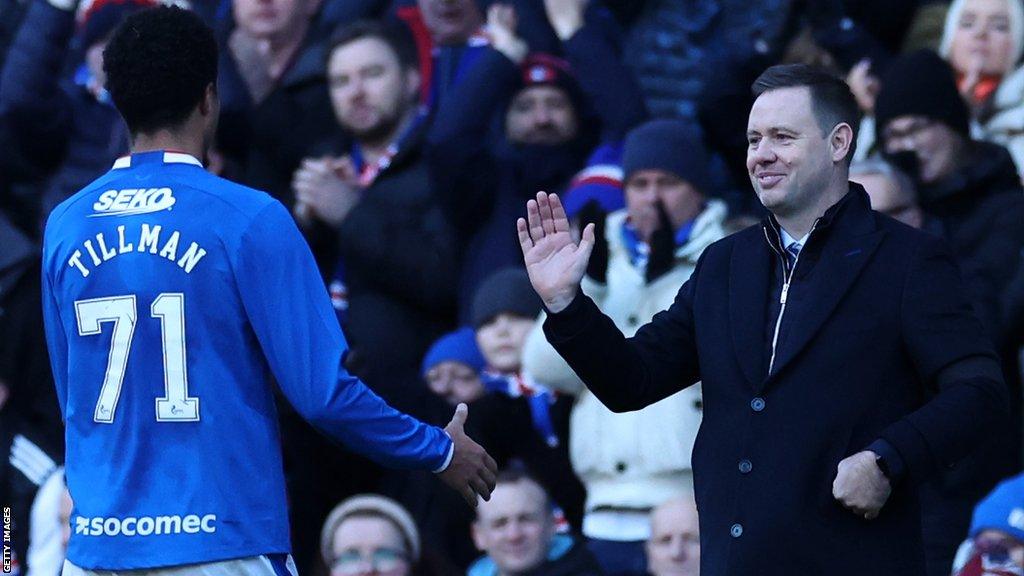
[1,0,1023,575]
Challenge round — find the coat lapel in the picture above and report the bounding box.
[729,230,772,388]
[766,216,885,381]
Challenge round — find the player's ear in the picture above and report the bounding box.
[198,83,217,117]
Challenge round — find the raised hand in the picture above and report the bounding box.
[832,450,892,520]
[487,4,528,64]
[517,191,595,313]
[543,0,587,41]
[437,403,498,507]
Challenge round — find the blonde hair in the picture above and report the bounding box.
[939,0,1024,73]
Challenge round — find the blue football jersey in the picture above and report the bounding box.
[41,151,453,570]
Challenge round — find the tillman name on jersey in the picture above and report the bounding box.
[66,223,208,278]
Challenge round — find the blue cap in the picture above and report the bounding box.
[970,472,1024,542]
[421,327,487,377]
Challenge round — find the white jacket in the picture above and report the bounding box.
[975,65,1024,177]
[522,200,728,513]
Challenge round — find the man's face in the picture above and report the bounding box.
[234,0,316,42]
[328,37,418,143]
[646,499,701,576]
[882,116,964,184]
[851,172,924,228]
[746,87,841,219]
[505,86,577,146]
[475,313,535,373]
[426,361,484,405]
[472,480,553,575]
[418,0,483,46]
[949,0,1015,75]
[625,169,704,242]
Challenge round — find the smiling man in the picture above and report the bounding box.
[518,64,1009,575]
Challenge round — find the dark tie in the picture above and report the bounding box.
[786,242,802,267]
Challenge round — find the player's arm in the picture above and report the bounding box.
[233,201,495,504]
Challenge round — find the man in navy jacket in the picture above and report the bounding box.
[517,64,1008,575]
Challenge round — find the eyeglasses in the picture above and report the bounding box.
[331,548,409,575]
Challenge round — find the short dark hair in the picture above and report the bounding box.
[327,20,419,71]
[752,64,861,161]
[103,6,218,135]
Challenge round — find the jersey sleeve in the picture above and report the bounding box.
[233,200,452,471]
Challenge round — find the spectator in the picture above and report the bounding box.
[469,469,601,576]
[939,0,1024,175]
[849,158,926,229]
[645,498,700,576]
[874,49,1024,576]
[217,0,338,205]
[522,120,728,576]
[394,0,489,109]
[0,0,152,219]
[468,268,586,530]
[423,327,488,407]
[285,21,460,572]
[951,473,1024,576]
[321,494,426,576]
[292,20,458,399]
[429,1,647,319]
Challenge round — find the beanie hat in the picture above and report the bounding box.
[621,119,711,192]
[80,0,156,49]
[562,142,625,219]
[471,268,543,328]
[969,472,1024,543]
[421,327,487,377]
[321,494,422,566]
[874,50,971,138]
[517,53,584,109]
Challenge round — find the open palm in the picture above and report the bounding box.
[517,192,595,313]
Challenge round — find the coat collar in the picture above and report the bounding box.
[730,183,886,388]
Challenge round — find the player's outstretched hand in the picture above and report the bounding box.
[438,403,498,508]
[518,191,595,313]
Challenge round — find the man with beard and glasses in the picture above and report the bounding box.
[874,49,1024,576]
[428,1,647,321]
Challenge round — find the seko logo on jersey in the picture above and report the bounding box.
[74,514,216,537]
[90,188,176,217]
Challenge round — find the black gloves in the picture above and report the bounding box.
[646,201,676,284]
[577,200,609,284]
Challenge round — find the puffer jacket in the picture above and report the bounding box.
[522,200,728,512]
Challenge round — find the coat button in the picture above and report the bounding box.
[751,397,765,412]
[616,462,627,473]
[739,460,752,474]
[730,523,743,538]
[627,314,639,326]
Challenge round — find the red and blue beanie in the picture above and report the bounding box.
[561,142,624,219]
[518,53,584,109]
[80,0,157,49]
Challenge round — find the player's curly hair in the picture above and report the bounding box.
[103,6,218,135]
